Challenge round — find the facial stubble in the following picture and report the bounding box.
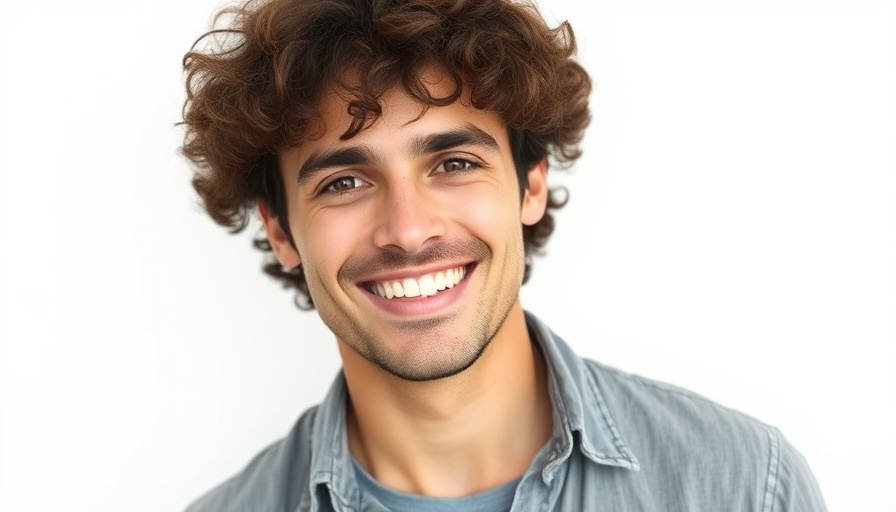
[330,237,524,382]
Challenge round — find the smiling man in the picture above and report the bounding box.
[180,0,827,511]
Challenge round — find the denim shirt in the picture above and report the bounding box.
[186,312,827,511]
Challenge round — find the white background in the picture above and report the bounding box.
[1,0,894,510]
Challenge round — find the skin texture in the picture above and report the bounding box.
[260,69,553,496]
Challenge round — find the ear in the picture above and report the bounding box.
[520,158,549,226]
[258,201,301,268]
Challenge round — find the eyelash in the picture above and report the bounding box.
[434,157,482,175]
[319,175,367,195]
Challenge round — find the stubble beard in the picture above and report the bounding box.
[329,238,522,382]
[353,300,515,381]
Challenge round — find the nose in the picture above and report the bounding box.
[372,178,447,254]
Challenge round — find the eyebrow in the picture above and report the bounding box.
[297,146,377,189]
[410,124,500,157]
[296,124,501,189]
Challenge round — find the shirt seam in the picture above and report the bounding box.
[761,427,781,512]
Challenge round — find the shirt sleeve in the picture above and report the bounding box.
[770,428,828,512]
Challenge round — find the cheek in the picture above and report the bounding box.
[296,210,370,279]
[453,185,521,241]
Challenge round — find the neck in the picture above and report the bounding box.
[339,302,552,498]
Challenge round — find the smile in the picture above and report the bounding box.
[366,265,468,299]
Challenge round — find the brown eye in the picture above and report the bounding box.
[323,176,365,194]
[446,160,468,172]
[438,158,477,174]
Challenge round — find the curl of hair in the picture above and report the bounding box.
[181,0,590,310]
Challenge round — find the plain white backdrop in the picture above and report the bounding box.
[1,0,894,510]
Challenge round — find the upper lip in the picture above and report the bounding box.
[356,261,473,285]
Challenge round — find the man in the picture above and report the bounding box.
[180,0,827,510]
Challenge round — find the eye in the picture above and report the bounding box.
[436,158,479,174]
[321,175,367,195]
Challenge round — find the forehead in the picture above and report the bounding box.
[301,66,507,150]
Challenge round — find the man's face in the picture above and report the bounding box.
[265,73,547,381]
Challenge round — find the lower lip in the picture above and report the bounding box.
[362,267,473,318]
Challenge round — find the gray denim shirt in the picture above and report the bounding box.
[186,312,827,511]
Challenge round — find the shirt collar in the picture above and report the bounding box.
[524,311,640,483]
[306,311,640,509]
[308,372,359,511]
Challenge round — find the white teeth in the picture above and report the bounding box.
[369,266,467,300]
[419,274,437,297]
[402,278,421,298]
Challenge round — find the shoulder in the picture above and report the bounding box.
[583,360,826,510]
[584,359,774,471]
[585,359,771,445]
[184,406,319,512]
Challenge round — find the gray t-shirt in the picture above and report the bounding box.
[352,458,519,512]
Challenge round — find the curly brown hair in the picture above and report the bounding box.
[181,0,591,310]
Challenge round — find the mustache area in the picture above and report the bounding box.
[339,239,490,285]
